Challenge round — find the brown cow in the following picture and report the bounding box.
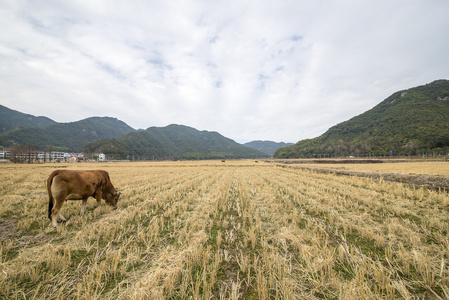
[46,169,120,227]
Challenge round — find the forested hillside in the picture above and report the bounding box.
[0,117,135,152]
[244,140,293,156]
[84,124,267,160]
[0,105,56,134]
[275,80,449,158]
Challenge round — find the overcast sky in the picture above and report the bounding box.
[1,1,448,143]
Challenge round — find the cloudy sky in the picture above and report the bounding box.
[1,1,448,143]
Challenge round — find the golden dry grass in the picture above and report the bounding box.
[0,160,448,299]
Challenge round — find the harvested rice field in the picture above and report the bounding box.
[0,160,448,299]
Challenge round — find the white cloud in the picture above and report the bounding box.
[1,0,448,143]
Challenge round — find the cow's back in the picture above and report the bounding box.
[50,170,92,197]
[53,169,112,193]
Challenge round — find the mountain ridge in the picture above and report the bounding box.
[83,124,268,160]
[274,79,449,158]
[0,105,266,159]
[0,116,136,152]
[244,140,293,156]
[0,104,57,134]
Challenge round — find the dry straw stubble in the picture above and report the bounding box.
[0,160,448,299]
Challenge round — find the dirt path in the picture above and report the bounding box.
[275,163,449,192]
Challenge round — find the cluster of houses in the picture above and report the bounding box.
[0,149,106,163]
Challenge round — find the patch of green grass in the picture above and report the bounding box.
[241,289,259,299]
[25,220,40,232]
[333,262,355,280]
[2,249,19,262]
[297,218,307,229]
[101,272,127,295]
[0,211,16,218]
[126,261,146,273]
[345,230,384,258]
[206,222,220,250]
[70,249,89,266]
[426,235,438,244]
[314,290,338,300]
[402,214,422,225]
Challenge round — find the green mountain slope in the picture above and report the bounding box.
[83,124,268,160]
[0,117,135,152]
[275,79,449,158]
[244,140,294,156]
[0,104,57,134]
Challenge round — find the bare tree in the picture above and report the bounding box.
[10,144,38,163]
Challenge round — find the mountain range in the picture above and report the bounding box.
[244,140,293,156]
[83,124,267,160]
[2,79,448,160]
[0,105,270,159]
[274,79,449,158]
[0,110,135,152]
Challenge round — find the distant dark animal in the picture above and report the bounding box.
[46,170,120,227]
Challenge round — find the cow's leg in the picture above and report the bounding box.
[80,199,88,216]
[58,211,67,223]
[51,198,65,227]
[95,192,102,206]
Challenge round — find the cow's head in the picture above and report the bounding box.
[106,188,121,209]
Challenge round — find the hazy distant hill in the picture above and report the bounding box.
[84,124,268,160]
[0,117,135,152]
[0,104,56,134]
[275,79,449,158]
[244,140,293,156]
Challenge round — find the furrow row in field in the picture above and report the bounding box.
[119,167,232,299]
[248,166,449,298]
[0,166,224,298]
[260,167,448,249]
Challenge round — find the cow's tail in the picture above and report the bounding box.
[46,171,58,220]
